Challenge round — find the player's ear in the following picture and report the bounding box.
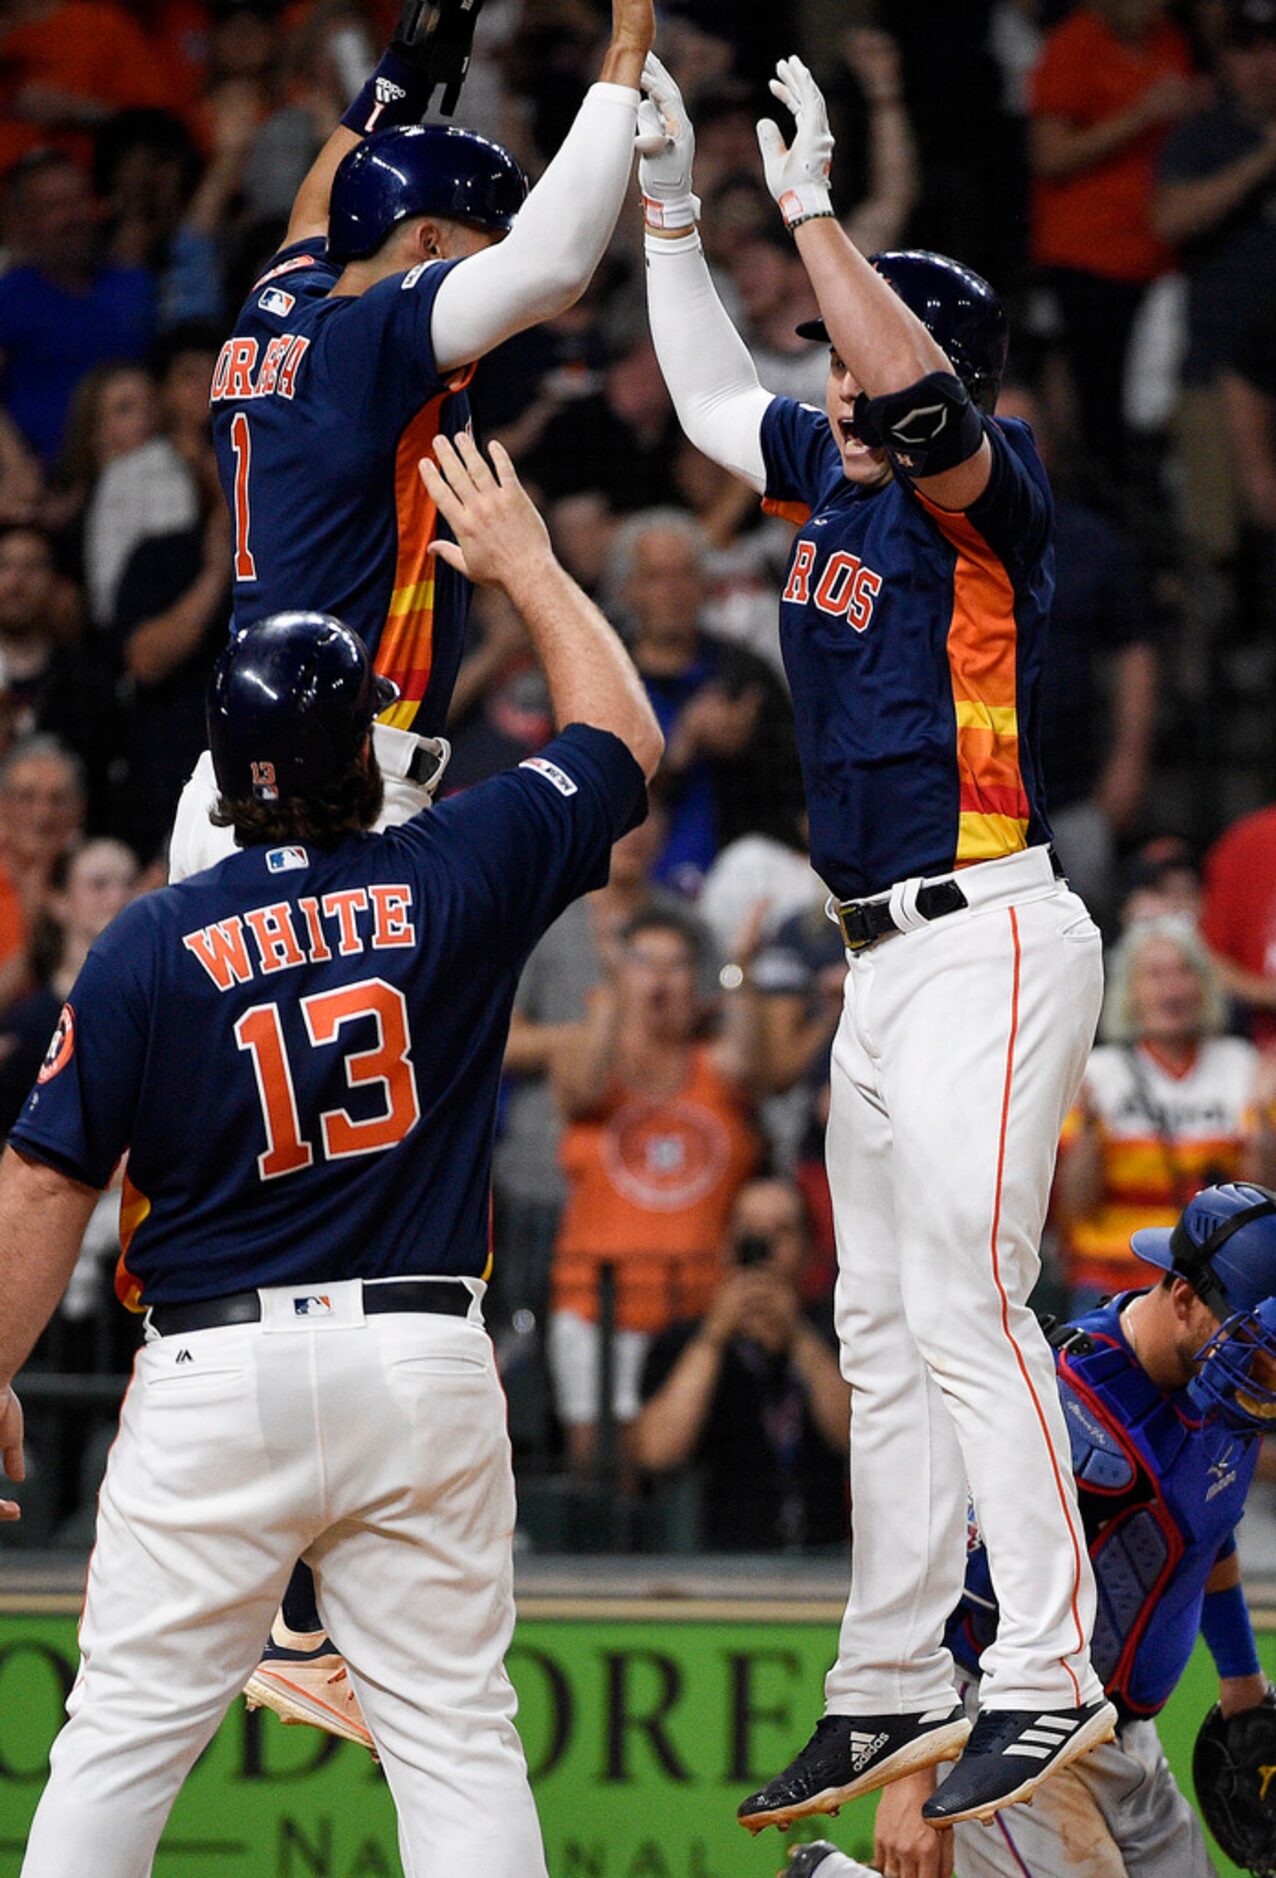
[414,218,447,262]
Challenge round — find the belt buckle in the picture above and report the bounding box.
[836,904,874,953]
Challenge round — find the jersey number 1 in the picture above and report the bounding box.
[230,411,258,582]
[235,977,420,1181]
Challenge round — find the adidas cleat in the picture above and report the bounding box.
[921,1698,1118,1827]
[737,1705,971,1833]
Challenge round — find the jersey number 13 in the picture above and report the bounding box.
[235,977,420,1181]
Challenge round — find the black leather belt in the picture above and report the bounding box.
[147,1279,471,1336]
[835,848,1063,953]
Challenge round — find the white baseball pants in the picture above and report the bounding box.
[168,723,446,883]
[824,846,1105,1715]
[21,1281,547,1878]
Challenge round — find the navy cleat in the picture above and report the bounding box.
[921,1698,1118,1827]
[737,1705,971,1833]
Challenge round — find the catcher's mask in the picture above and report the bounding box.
[1189,1295,1276,1434]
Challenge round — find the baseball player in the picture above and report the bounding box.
[169,0,655,881]
[637,53,1116,1832]
[798,1182,1276,1878]
[2,432,662,1878]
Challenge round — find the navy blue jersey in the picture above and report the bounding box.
[11,728,644,1306]
[210,243,474,735]
[947,1294,1257,1719]
[760,399,1056,901]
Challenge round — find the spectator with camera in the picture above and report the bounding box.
[547,902,763,1478]
[633,1175,849,1552]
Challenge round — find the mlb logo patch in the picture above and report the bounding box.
[293,1295,332,1316]
[258,287,296,316]
[266,845,309,873]
[519,756,577,798]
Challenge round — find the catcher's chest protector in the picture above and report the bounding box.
[1058,1329,1257,1718]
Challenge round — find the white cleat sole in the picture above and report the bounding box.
[245,1668,376,1753]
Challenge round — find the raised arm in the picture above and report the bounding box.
[287,0,653,271]
[759,56,992,512]
[421,433,662,779]
[638,55,772,490]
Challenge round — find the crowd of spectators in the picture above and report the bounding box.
[3,0,1276,1554]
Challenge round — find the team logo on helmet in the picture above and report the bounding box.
[37,1004,75,1084]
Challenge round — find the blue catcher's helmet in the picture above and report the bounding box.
[1132,1183,1276,1319]
[327,124,527,264]
[1132,1183,1276,1433]
[796,249,1009,413]
[208,612,397,802]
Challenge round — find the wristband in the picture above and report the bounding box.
[1201,1581,1262,1680]
[777,183,833,230]
[643,192,700,231]
[341,46,435,136]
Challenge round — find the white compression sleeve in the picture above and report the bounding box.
[644,228,772,492]
[430,82,639,374]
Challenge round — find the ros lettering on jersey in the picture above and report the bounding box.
[783,542,883,632]
[211,335,312,404]
[182,886,417,990]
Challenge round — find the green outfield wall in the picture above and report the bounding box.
[0,1599,1259,1876]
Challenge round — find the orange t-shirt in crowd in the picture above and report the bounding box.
[0,860,27,973]
[552,1043,758,1335]
[1201,804,1276,1049]
[0,1,174,174]
[1029,5,1194,282]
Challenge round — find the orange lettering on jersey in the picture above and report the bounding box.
[182,917,254,990]
[369,884,416,948]
[226,338,259,399]
[849,566,882,631]
[255,335,292,397]
[811,549,883,634]
[814,550,860,615]
[783,540,816,604]
[298,895,333,963]
[245,901,306,974]
[276,335,310,400]
[322,888,369,955]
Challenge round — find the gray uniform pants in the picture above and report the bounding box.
[948,1716,1216,1878]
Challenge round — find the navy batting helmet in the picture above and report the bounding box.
[796,250,1009,413]
[327,124,527,264]
[208,612,397,802]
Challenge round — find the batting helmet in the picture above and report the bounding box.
[327,124,527,264]
[796,250,1009,413]
[208,612,397,803]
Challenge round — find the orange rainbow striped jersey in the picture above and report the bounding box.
[1058,1037,1259,1296]
[211,241,477,738]
[760,398,1054,900]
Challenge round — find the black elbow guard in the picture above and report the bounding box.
[851,371,984,477]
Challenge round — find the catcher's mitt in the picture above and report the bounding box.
[1194,1690,1276,1877]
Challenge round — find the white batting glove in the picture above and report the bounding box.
[757,54,835,230]
[637,51,700,230]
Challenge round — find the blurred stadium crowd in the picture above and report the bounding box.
[3,0,1276,1556]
